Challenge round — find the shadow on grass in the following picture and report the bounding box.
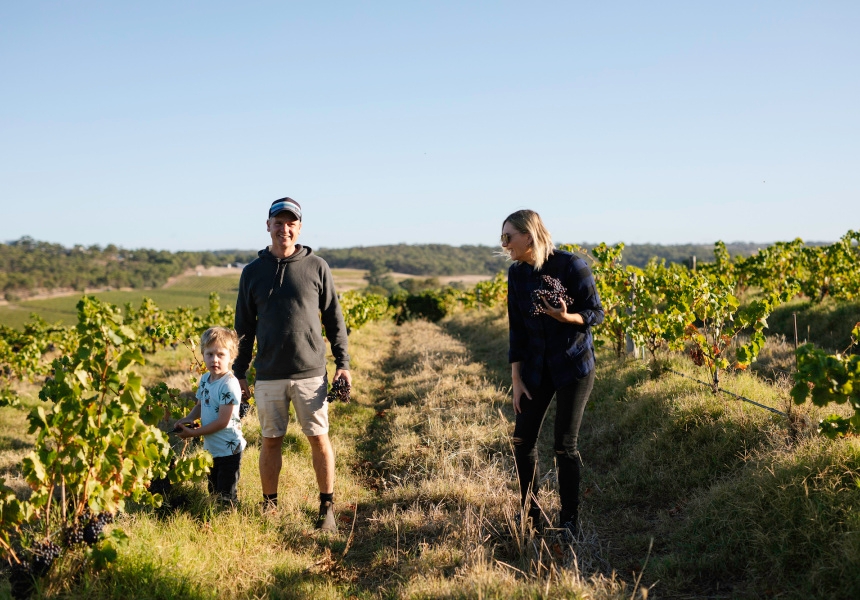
[339,327,407,593]
[438,309,510,387]
[0,435,31,453]
[653,437,860,599]
[769,297,860,352]
[82,561,215,600]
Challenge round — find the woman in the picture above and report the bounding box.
[502,209,604,538]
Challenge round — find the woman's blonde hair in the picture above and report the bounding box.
[502,209,554,270]
[200,327,240,360]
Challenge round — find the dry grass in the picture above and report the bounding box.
[352,317,632,599]
[3,306,858,599]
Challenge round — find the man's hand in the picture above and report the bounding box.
[334,369,352,386]
[238,378,252,401]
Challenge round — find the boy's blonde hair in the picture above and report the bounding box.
[200,327,239,359]
[502,209,555,271]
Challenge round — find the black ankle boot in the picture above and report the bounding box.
[315,500,337,533]
[558,509,577,541]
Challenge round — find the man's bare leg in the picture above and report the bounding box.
[260,435,284,495]
[308,434,334,493]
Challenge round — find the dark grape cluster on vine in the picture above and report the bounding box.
[149,456,176,497]
[82,511,114,546]
[63,523,84,546]
[30,539,61,577]
[689,346,705,366]
[529,275,574,317]
[327,378,351,403]
[5,557,34,599]
[3,538,62,595]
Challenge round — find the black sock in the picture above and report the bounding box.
[263,493,278,506]
[319,492,333,505]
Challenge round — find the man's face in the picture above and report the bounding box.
[267,211,302,257]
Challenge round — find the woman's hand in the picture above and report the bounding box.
[541,298,585,325]
[541,297,568,322]
[512,378,532,414]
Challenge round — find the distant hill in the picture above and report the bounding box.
[1,237,831,299]
[0,237,258,300]
[315,241,787,274]
[315,244,508,276]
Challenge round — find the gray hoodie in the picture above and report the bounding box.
[233,245,349,381]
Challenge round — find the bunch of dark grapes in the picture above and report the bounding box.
[327,378,351,403]
[530,275,574,317]
[29,539,61,577]
[82,512,114,546]
[6,557,34,599]
[149,456,177,497]
[63,523,84,547]
[689,346,705,366]
[239,401,251,419]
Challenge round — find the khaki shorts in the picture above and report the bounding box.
[254,376,329,437]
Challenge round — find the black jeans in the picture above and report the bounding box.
[208,451,243,504]
[513,368,595,519]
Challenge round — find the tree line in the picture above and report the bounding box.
[0,238,258,299]
[1,236,833,299]
[316,242,794,274]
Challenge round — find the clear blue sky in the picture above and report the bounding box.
[1,1,858,252]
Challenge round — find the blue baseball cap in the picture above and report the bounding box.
[269,197,302,220]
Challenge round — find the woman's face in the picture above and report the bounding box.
[501,221,534,264]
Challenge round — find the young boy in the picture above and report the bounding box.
[175,327,247,504]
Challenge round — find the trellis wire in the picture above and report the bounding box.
[665,367,789,418]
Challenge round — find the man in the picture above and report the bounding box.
[234,197,351,532]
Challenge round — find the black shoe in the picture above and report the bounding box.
[315,500,337,532]
[558,510,578,542]
[529,506,544,533]
[559,520,578,542]
[514,506,544,534]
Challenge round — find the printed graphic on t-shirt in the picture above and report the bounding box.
[195,372,247,458]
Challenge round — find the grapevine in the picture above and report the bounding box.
[580,242,631,357]
[790,323,860,437]
[0,296,211,585]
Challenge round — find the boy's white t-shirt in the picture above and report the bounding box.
[196,372,247,458]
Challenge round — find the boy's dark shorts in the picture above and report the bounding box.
[208,451,242,504]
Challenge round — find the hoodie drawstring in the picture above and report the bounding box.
[268,259,287,298]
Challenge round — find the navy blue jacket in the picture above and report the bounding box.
[507,249,604,391]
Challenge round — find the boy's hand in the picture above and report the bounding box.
[175,424,198,439]
[173,421,199,435]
